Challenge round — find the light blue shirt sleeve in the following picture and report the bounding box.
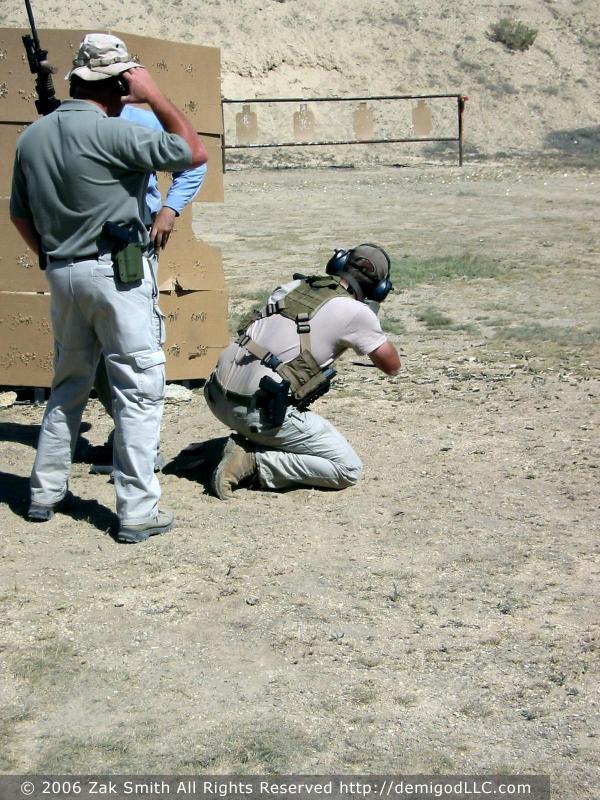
[164,163,207,215]
[120,104,206,216]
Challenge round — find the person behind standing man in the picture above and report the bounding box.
[90,102,207,472]
[10,33,207,542]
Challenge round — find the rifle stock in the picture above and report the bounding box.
[21,0,61,269]
[22,0,60,116]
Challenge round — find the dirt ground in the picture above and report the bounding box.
[1,163,599,795]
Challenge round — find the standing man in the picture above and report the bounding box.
[91,103,207,472]
[204,244,401,498]
[10,33,207,542]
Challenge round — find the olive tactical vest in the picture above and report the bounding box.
[236,275,353,408]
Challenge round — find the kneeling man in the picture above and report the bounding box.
[205,244,401,498]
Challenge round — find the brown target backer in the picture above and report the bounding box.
[0,28,227,386]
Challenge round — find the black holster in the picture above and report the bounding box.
[257,375,290,427]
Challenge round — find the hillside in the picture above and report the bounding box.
[3,0,600,165]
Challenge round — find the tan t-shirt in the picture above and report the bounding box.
[215,279,387,396]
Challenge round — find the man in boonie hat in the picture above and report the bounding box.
[203,243,401,499]
[71,34,208,477]
[10,32,207,543]
[66,33,141,81]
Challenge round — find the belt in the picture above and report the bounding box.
[209,375,256,408]
[48,253,99,263]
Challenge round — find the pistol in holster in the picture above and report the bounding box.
[257,375,291,427]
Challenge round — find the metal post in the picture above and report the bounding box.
[220,100,227,174]
[458,95,468,167]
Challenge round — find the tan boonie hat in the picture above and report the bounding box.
[66,33,141,81]
[348,244,390,283]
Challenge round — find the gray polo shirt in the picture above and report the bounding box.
[10,99,193,259]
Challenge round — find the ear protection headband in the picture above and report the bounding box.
[326,244,393,303]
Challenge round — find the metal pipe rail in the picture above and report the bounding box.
[221,93,468,167]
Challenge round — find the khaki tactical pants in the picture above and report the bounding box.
[204,378,363,490]
[30,255,165,525]
[93,248,160,418]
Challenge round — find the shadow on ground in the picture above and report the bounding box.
[0,470,117,535]
[545,125,600,156]
[0,421,93,461]
[162,436,229,494]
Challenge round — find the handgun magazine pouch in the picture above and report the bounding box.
[276,351,335,410]
[101,221,144,284]
[236,275,349,414]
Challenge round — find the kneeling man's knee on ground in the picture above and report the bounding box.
[335,455,363,488]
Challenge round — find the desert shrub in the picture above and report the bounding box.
[416,306,453,329]
[488,18,538,51]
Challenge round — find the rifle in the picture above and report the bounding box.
[21,0,60,269]
[22,0,60,116]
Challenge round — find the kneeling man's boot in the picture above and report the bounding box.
[212,436,257,500]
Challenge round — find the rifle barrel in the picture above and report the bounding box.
[24,0,39,45]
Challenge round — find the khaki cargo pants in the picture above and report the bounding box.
[30,254,165,525]
[205,377,363,490]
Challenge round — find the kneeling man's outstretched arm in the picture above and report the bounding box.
[369,341,401,375]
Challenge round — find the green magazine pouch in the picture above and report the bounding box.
[101,221,144,284]
[114,242,144,283]
[275,350,336,410]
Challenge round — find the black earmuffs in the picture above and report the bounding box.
[326,248,352,276]
[326,244,393,302]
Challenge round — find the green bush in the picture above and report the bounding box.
[488,18,538,51]
[416,306,453,329]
